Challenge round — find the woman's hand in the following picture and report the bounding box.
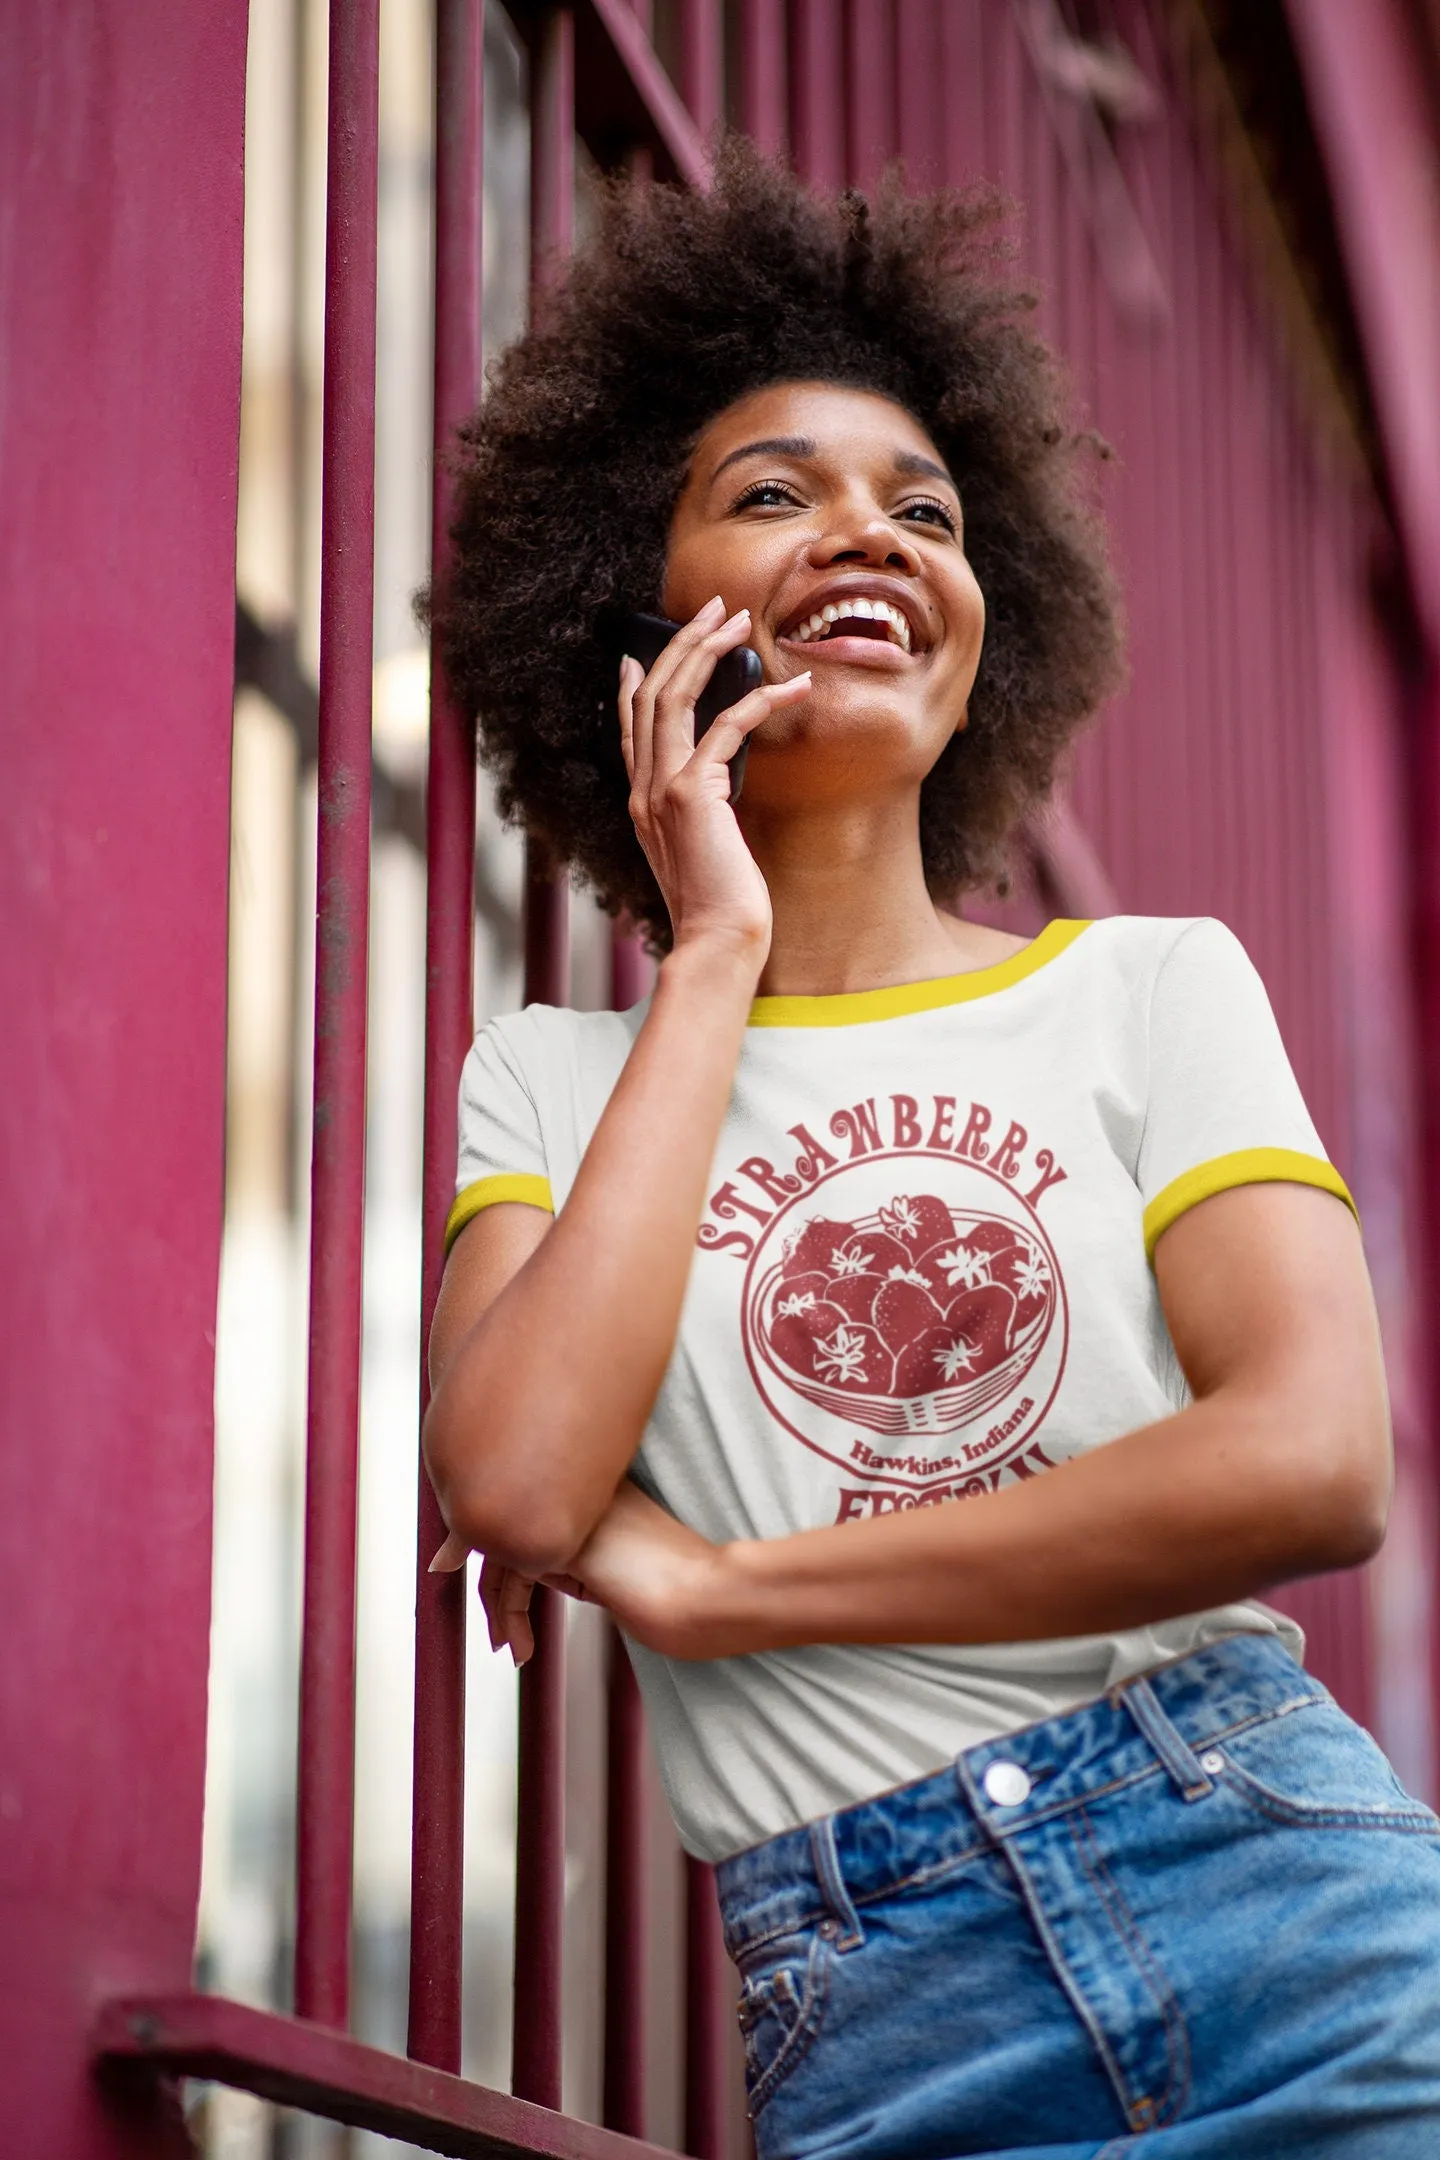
[619,596,809,961]
[430,1482,722,1663]
[553,1480,723,1659]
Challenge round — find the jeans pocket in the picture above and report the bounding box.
[736,1928,831,2118]
[1216,1699,1439,1831]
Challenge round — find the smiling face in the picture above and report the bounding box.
[662,381,986,809]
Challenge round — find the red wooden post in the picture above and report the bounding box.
[408,0,483,2074]
[512,4,576,2113]
[294,0,381,2035]
[0,4,246,2149]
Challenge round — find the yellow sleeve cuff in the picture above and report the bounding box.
[445,1173,555,1253]
[1143,1147,1357,1264]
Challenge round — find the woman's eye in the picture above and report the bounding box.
[897,496,958,534]
[731,478,802,512]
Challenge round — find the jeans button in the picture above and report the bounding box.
[1200,1749,1225,1775]
[983,1759,1032,1807]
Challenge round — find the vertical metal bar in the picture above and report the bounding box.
[408,0,483,2074]
[684,1856,729,2160]
[512,5,574,2112]
[679,0,724,138]
[294,0,381,2034]
[600,923,649,2129]
[735,0,786,158]
[602,1624,649,2135]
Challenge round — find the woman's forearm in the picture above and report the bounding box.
[424,934,760,1576]
[672,1383,1389,1661]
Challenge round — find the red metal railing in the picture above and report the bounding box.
[409,0,485,2077]
[295,0,381,2036]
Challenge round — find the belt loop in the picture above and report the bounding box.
[808,1815,864,1949]
[1121,1675,1215,1801]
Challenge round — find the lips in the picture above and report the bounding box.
[776,581,929,656]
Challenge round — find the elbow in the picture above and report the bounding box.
[422,1408,590,1578]
[1290,1434,1391,1575]
[450,1489,589,1581]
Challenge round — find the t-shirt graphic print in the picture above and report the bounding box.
[716,1097,1069,1515]
[448,916,1357,1861]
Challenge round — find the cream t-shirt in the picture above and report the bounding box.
[449,916,1356,1861]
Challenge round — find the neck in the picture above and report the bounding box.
[738,793,1020,997]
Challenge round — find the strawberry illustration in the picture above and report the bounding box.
[807,1320,891,1394]
[769,1297,851,1381]
[987,1238,1053,1331]
[834,1229,911,1280]
[783,1217,860,1279]
[878,1193,954,1252]
[825,1271,887,1326]
[771,1271,831,1321]
[871,1276,943,1354]
[938,1283,1016,1374]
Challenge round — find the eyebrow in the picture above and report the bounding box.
[708,435,957,490]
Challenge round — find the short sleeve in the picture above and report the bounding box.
[446,1020,555,1253]
[1137,919,1356,1262]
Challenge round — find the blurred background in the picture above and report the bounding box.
[194,0,1440,2150]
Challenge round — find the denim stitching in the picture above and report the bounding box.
[1216,1755,1440,1833]
[1070,1804,1190,2130]
[745,1931,832,2120]
[992,1834,1135,2121]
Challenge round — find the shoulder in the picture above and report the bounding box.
[478,999,646,1082]
[1068,914,1256,996]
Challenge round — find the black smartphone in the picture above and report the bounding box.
[604,608,762,805]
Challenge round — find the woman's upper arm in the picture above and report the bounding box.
[1152,1181,1391,1544]
[428,1201,553,1391]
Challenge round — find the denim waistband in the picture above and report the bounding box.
[715,1633,1326,1961]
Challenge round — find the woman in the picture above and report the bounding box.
[424,149,1440,2156]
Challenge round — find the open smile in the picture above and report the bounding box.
[774,581,930,667]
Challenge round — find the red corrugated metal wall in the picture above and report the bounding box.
[763,0,1431,1741]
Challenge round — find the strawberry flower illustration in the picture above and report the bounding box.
[814,1324,871,1384]
[879,1198,922,1242]
[885,1264,930,1288]
[776,1290,817,1318]
[933,1333,981,1381]
[829,1246,874,1276]
[1012,1247,1051,1300]
[935,1245,992,1290]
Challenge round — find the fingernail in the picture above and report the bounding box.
[702,594,725,617]
[619,653,634,675]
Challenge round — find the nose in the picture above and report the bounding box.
[807,501,921,576]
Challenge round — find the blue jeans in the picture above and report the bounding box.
[715,1635,1440,2157]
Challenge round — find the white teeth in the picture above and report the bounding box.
[789,597,914,652]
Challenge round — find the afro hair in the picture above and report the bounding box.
[431,141,1123,948]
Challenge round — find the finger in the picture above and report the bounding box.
[630,595,726,802]
[684,671,811,774]
[428,1530,469,1574]
[478,1558,508,1652]
[498,1570,536,1663]
[539,1570,588,1600]
[650,610,754,788]
[617,655,643,786]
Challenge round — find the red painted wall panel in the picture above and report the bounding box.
[0,3,247,2148]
